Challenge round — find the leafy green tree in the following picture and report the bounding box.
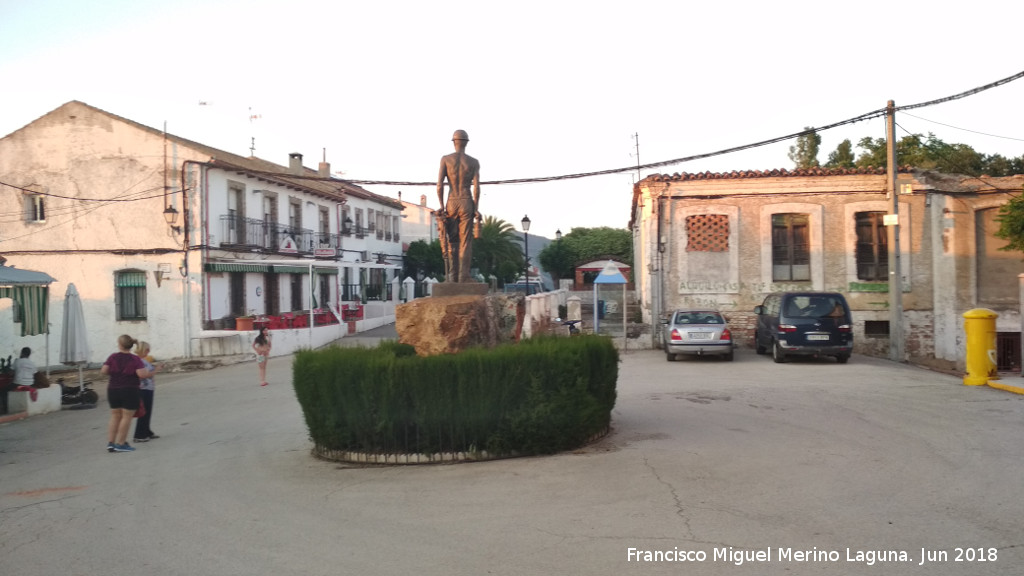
[824,139,856,168]
[982,154,1024,177]
[788,127,821,169]
[995,193,1024,253]
[928,140,983,175]
[854,134,936,169]
[472,216,525,285]
[854,136,887,168]
[402,239,443,281]
[538,236,573,285]
[852,132,1021,176]
[538,227,632,283]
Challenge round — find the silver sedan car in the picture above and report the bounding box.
[662,309,734,361]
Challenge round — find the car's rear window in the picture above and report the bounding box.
[674,312,723,324]
[784,296,846,319]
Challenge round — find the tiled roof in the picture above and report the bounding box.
[641,166,906,183]
[26,101,401,209]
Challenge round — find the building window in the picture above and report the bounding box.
[685,214,729,252]
[288,199,302,230]
[997,332,1021,372]
[262,193,278,249]
[319,207,330,236]
[772,213,810,281]
[24,194,45,222]
[342,206,352,234]
[291,274,303,311]
[864,320,889,338]
[227,183,245,244]
[229,272,245,317]
[263,273,279,316]
[318,274,331,308]
[115,270,147,320]
[855,211,888,281]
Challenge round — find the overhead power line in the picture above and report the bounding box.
[4,70,1023,203]
[899,111,1024,143]
[321,68,1023,187]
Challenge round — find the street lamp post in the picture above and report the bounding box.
[521,215,531,293]
[554,228,562,288]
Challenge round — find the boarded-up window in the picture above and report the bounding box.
[978,207,1024,307]
[855,211,888,281]
[686,214,729,252]
[772,213,810,281]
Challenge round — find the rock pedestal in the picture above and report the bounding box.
[395,292,525,356]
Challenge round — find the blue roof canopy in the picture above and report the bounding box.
[593,261,627,284]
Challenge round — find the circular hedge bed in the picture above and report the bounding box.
[293,335,618,463]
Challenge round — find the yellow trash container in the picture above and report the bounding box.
[963,308,999,386]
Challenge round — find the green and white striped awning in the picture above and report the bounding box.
[204,262,338,275]
[0,285,49,336]
[204,263,273,273]
[273,265,338,275]
[114,271,148,287]
[0,265,54,336]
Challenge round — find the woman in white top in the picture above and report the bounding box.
[132,341,160,443]
[13,347,38,386]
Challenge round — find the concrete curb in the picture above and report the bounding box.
[0,411,28,424]
[987,380,1024,395]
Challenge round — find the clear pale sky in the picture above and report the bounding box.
[2,0,1022,239]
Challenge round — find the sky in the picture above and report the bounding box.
[2,0,1023,240]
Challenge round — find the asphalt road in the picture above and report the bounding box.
[2,339,1023,576]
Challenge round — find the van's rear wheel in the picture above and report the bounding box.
[772,340,787,363]
[836,354,850,364]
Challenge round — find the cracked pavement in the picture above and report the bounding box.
[2,340,1024,575]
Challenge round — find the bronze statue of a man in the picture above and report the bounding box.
[436,129,481,283]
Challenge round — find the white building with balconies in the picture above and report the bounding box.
[0,101,404,365]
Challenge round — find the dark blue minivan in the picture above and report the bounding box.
[753,292,853,364]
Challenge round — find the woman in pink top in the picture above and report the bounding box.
[102,335,154,453]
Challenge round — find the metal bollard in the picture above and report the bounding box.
[963,308,998,386]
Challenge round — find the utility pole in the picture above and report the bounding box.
[632,133,641,183]
[886,100,904,362]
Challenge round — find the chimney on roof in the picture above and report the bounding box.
[318,148,331,178]
[420,194,427,206]
[289,152,303,175]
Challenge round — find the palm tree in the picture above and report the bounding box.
[472,216,524,286]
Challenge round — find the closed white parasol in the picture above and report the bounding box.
[59,283,91,390]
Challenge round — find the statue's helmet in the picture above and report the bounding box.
[452,129,469,142]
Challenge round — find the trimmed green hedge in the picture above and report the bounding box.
[293,335,618,457]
